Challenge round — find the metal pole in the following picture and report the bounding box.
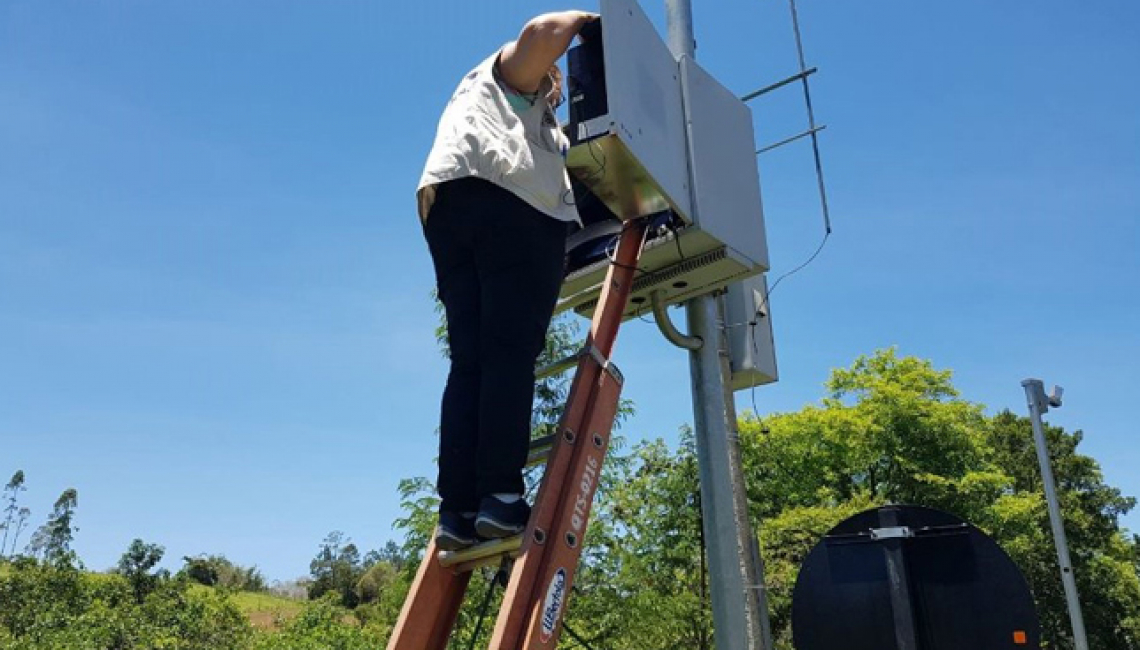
[664,6,751,649]
[684,293,751,650]
[877,507,920,650]
[716,294,774,650]
[1021,379,1089,650]
[665,0,696,60]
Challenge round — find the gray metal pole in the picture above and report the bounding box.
[664,6,751,649]
[665,0,696,59]
[685,293,751,650]
[1021,379,1089,650]
[716,294,774,650]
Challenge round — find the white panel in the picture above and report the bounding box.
[726,275,778,390]
[599,0,691,219]
[558,3,775,318]
[680,56,769,271]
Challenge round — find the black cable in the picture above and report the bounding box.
[466,566,504,650]
[603,221,651,273]
[563,139,608,207]
[746,229,830,425]
[761,230,829,314]
[748,321,767,430]
[562,620,599,650]
[742,0,833,423]
[586,137,607,178]
[667,219,686,262]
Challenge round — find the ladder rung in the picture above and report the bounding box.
[526,434,556,467]
[536,344,610,381]
[536,353,579,381]
[438,535,523,572]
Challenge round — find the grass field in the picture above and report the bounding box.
[232,591,306,629]
[181,587,307,630]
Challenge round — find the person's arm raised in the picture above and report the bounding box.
[498,11,598,93]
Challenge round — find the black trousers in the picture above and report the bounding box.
[424,177,568,514]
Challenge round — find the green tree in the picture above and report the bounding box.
[180,553,268,592]
[374,540,409,573]
[116,538,167,603]
[732,349,1140,649]
[570,433,713,649]
[308,531,365,608]
[557,349,1140,649]
[6,508,30,559]
[380,344,1139,648]
[355,561,397,605]
[0,556,251,649]
[1,470,27,558]
[26,488,79,567]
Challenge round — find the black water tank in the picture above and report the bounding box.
[792,505,1040,650]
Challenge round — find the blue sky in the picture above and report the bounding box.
[2,0,1137,582]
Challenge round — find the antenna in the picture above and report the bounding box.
[742,0,832,236]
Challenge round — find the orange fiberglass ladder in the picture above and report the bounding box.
[387,218,648,650]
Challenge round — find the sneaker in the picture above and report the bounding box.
[475,496,532,539]
[435,511,477,551]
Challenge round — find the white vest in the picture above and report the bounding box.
[417,52,581,225]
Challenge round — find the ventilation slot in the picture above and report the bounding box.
[631,248,727,292]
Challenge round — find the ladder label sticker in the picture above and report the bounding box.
[571,455,601,533]
[540,568,568,643]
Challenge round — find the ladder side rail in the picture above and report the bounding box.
[389,360,603,650]
[588,220,647,358]
[490,353,608,645]
[385,539,473,650]
[492,219,648,648]
[519,366,624,648]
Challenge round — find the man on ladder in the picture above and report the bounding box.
[416,11,598,551]
[395,9,654,648]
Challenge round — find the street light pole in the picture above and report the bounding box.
[1021,379,1089,650]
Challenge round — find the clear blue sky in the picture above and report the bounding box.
[2,1,1137,582]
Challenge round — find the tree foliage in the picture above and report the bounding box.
[2,349,1137,649]
[385,345,1140,648]
[0,556,251,649]
[27,488,79,567]
[116,538,168,603]
[735,349,1140,649]
[1,470,28,559]
[307,532,365,608]
[180,554,267,592]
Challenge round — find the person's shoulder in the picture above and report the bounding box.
[480,48,507,77]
